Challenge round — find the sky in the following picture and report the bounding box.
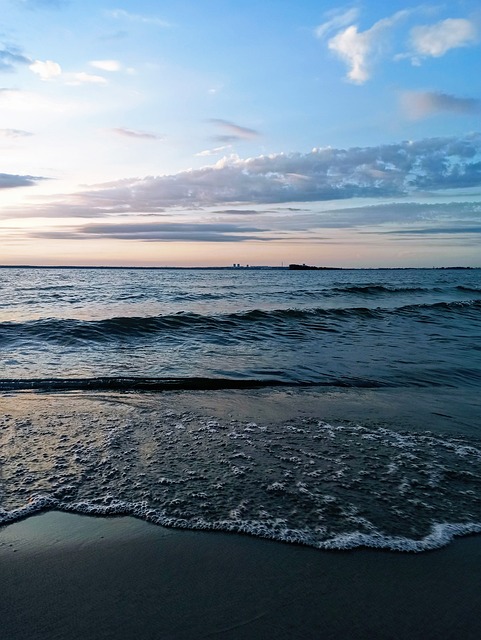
[0,0,480,267]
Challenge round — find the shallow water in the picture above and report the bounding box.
[0,267,480,551]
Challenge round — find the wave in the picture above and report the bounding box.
[0,375,391,392]
[457,285,481,293]
[0,299,479,346]
[2,495,481,552]
[330,284,438,295]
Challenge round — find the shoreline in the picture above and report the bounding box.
[1,387,480,551]
[1,511,481,639]
[1,388,481,636]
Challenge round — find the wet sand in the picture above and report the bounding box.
[1,389,480,638]
[1,511,481,640]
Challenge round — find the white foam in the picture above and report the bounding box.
[2,495,481,553]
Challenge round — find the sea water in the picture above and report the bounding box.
[0,266,480,551]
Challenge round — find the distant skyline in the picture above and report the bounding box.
[1,0,480,267]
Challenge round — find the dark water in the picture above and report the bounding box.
[1,267,480,550]
[1,267,480,389]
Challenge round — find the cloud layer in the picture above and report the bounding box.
[77,133,481,211]
[32,222,270,242]
[6,134,479,223]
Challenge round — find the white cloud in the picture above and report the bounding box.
[29,60,110,86]
[89,59,122,72]
[15,134,480,220]
[323,10,411,84]
[65,72,108,86]
[29,59,62,80]
[410,18,478,58]
[401,91,481,120]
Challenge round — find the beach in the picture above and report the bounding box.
[1,267,480,637]
[2,510,481,639]
[1,389,481,638]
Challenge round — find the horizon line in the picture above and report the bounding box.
[0,265,478,270]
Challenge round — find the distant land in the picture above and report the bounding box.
[0,265,477,271]
[289,263,338,270]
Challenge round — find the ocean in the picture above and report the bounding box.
[1,266,480,551]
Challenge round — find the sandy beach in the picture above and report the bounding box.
[1,510,481,639]
[1,389,480,638]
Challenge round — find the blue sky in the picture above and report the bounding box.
[1,0,480,266]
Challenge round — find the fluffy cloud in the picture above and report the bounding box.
[28,59,109,86]
[318,10,410,84]
[10,134,479,222]
[29,59,62,80]
[401,91,481,119]
[0,172,45,188]
[410,18,478,59]
[317,10,479,82]
[76,133,480,210]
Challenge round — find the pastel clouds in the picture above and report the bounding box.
[33,222,270,243]
[85,134,481,208]
[110,127,164,140]
[209,119,260,143]
[401,91,481,120]
[12,134,480,217]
